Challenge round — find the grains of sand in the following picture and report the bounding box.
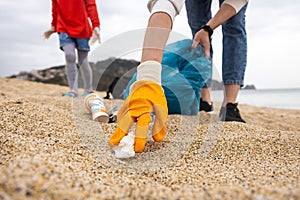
[0,78,299,199]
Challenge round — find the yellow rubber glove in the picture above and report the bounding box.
[109,61,168,153]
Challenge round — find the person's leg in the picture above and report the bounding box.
[103,91,110,99]
[219,1,248,122]
[78,50,93,93]
[75,37,93,95]
[186,0,213,109]
[201,88,211,101]
[59,33,79,96]
[221,1,247,102]
[186,0,212,37]
[62,43,79,95]
[200,88,213,112]
[200,89,212,102]
[223,84,240,105]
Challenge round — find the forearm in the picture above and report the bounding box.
[207,0,248,30]
[141,12,172,63]
[207,3,236,30]
[142,0,184,62]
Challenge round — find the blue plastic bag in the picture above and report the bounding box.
[124,39,212,115]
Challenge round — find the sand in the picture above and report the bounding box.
[0,77,299,200]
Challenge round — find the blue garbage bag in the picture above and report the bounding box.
[124,39,212,115]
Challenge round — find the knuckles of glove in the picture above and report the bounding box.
[109,80,168,153]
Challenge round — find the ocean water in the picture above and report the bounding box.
[211,88,300,110]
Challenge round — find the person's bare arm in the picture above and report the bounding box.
[192,0,248,58]
[141,12,172,63]
[192,3,236,58]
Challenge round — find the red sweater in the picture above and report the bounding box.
[51,0,100,38]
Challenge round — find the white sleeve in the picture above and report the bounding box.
[223,0,248,13]
[147,0,185,21]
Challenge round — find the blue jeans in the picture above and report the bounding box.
[185,0,248,86]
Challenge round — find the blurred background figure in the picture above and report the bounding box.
[44,0,101,97]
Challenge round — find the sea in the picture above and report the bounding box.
[210,88,300,110]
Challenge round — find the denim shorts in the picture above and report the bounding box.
[59,32,90,51]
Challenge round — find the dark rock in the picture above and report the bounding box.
[242,84,256,90]
[8,65,68,86]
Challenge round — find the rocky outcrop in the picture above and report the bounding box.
[90,58,139,98]
[242,84,256,90]
[8,58,139,99]
[9,65,68,86]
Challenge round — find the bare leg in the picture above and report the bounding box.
[200,88,212,103]
[222,84,240,106]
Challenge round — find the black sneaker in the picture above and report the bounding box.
[199,98,213,112]
[219,103,246,123]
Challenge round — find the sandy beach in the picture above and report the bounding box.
[0,77,299,199]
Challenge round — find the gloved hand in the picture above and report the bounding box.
[89,27,101,46]
[43,26,56,39]
[109,61,168,153]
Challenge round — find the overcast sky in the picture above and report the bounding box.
[0,0,299,89]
